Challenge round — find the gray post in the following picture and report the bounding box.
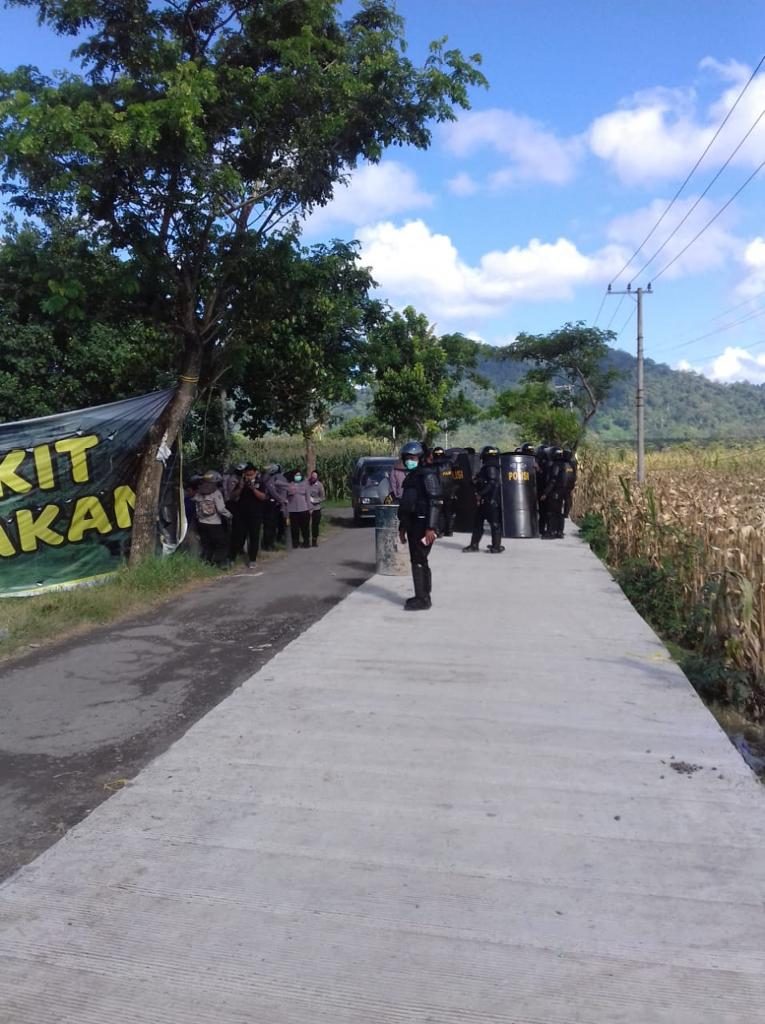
[636,287,645,484]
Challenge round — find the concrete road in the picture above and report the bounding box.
[0,511,375,881]
[2,527,765,1022]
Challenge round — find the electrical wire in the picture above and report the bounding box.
[711,286,765,320]
[631,103,765,283]
[650,155,765,283]
[592,289,609,327]
[605,292,627,330]
[607,54,765,288]
[665,302,765,352]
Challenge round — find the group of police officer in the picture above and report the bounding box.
[395,439,577,611]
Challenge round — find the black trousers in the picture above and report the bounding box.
[470,501,501,546]
[311,509,322,543]
[197,523,228,565]
[231,513,262,563]
[262,503,279,549]
[547,494,566,537]
[290,510,311,548]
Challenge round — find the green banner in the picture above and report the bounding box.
[0,390,174,597]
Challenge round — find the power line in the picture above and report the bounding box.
[615,301,636,340]
[607,54,765,288]
[592,289,608,327]
[666,302,765,352]
[605,292,627,330]
[712,286,765,320]
[650,155,765,283]
[631,103,765,283]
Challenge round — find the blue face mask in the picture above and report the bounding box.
[404,459,418,470]
[294,474,303,482]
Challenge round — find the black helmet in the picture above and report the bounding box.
[432,446,445,459]
[480,445,499,460]
[561,449,573,461]
[551,446,564,459]
[400,440,424,460]
[520,443,535,456]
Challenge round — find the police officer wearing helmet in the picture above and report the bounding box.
[541,446,568,539]
[463,445,504,553]
[431,446,456,536]
[397,441,443,611]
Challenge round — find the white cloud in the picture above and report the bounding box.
[302,161,433,236]
[736,236,765,296]
[355,219,623,322]
[589,60,765,185]
[674,346,765,383]
[447,171,479,196]
[605,195,739,280]
[442,108,583,186]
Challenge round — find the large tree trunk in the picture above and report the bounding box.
[129,345,201,565]
[303,423,318,476]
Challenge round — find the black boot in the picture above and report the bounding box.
[404,564,431,610]
[487,525,505,553]
[423,563,433,606]
[462,542,480,552]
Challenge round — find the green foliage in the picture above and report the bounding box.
[367,306,483,441]
[0,0,485,391]
[505,322,620,436]
[615,558,690,643]
[233,237,381,439]
[578,512,608,560]
[488,380,582,447]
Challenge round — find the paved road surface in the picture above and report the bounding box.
[2,527,764,1022]
[0,511,373,880]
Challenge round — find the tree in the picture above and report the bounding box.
[233,237,382,472]
[0,0,486,559]
[0,220,174,418]
[367,306,484,442]
[488,381,583,448]
[503,322,620,440]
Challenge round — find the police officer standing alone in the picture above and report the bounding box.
[397,441,442,611]
[463,445,505,554]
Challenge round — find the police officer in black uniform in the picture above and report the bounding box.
[535,443,551,537]
[397,441,443,611]
[541,446,568,538]
[561,449,578,535]
[463,444,504,553]
[431,446,456,536]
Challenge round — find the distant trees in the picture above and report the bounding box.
[492,322,621,447]
[366,306,485,443]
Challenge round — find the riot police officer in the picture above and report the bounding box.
[463,445,504,553]
[535,443,551,537]
[541,446,568,539]
[397,441,443,611]
[432,446,456,536]
[561,449,578,535]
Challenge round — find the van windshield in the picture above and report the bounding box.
[361,466,390,485]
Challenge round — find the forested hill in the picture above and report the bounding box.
[476,346,765,442]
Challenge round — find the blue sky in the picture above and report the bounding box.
[3,1,765,381]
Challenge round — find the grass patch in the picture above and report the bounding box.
[0,553,219,663]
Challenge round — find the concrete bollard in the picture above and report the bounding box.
[374,505,409,576]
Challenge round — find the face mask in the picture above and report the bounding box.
[294,474,303,482]
[404,459,418,470]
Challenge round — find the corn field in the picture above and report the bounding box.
[231,435,394,502]
[574,444,765,714]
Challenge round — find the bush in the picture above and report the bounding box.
[616,557,689,643]
[578,512,608,560]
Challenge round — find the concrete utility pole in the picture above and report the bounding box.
[607,283,652,483]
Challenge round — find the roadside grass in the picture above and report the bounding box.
[0,553,220,663]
